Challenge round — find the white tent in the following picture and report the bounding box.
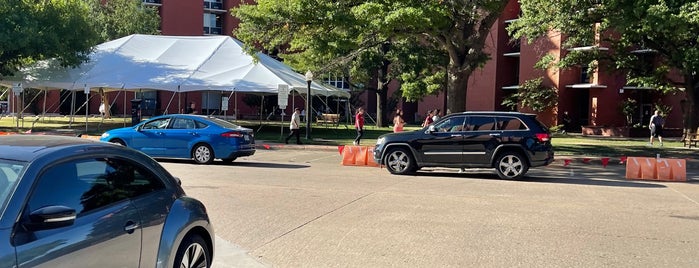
[1,34,349,98]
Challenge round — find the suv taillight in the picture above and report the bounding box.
[535,133,550,142]
[221,131,244,138]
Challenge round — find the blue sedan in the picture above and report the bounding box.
[0,135,214,267]
[100,114,255,164]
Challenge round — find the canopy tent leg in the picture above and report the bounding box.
[225,90,235,120]
[42,89,47,122]
[164,91,176,115]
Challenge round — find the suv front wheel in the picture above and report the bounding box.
[495,152,529,180]
[385,147,416,175]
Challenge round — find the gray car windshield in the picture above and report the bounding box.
[0,160,26,214]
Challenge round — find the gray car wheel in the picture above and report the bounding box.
[385,147,415,175]
[495,152,529,180]
[175,234,210,268]
[192,144,214,164]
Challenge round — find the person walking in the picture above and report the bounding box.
[393,108,405,133]
[422,110,434,127]
[353,107,365,145]
[285,108,302,145]
[649,110,664,146]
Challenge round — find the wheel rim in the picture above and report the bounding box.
[387,150,410,172]
[498,155,523,178]
[179,242,208,268]
[194,146,211,163]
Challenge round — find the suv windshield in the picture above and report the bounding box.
[0,160,26,215]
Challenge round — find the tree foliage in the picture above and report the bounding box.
[233,0,509,121]
[88,0,161,43]
[509,0,699,130]
[0,0,98,77]
[0,0,161,78]
[501,77,557,112]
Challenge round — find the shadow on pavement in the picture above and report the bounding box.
[416,169,667,188]
[156,159,310,169]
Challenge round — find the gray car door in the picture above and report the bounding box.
[13,159,142,268]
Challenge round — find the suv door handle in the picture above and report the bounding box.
[124,221,140,234]
[489,133,501,136]
[450,134,462,137]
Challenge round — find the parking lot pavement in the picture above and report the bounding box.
[166,149,699,267]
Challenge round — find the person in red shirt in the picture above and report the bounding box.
[353,107,365,145]
[422,110,434,127]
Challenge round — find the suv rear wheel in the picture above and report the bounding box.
[385,147,415,175]
[495,152,529,180]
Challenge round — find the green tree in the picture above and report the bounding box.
[501,77,558,112]
[233,0,509,125]
[509,0,699,133]
[88,0,161,42]
[233,1,446,127]
[0,0,99,77]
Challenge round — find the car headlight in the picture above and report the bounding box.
[100,133,110,139]
[376,137,385,145]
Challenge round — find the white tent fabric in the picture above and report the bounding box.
[2,34,349,97]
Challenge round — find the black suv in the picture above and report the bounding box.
[373,111,554,179]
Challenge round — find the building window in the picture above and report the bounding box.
[203,13,222,35]
[580,65,590,83]
[204,0,223,10]
[324,74,350,90]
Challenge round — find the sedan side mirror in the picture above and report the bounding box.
[24,205,76,231]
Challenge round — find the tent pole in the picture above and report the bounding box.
[85,88,89,134]
[234,91,237,122]
[226,91,235,120]
[42,89,47,122]
[69,90,75,128]
[164,91,176,115]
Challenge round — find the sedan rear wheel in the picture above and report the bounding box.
[495,152,529,180]
[385,148,415,175]
[192,144,214,164]
[174,234,210,268]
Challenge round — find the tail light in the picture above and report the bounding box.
[221,131,244,138]
[535,133,551,142]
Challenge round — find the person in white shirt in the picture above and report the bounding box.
[285,108,302,144]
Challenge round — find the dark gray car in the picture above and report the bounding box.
[0,135,214,267]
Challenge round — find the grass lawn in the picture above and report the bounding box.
[1,115,695,159]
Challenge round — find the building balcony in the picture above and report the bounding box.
[503,52,520,57]
[502,85,520,90]
[565,83,607,89]
[142,0,162,6]
[204,27,223,35]
[567,45,609,52]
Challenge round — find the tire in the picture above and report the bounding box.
[495,152,529,180]
[192,144,214,164]
[110,139,126,146]
[174,234,210,268]
[385,147,416,175]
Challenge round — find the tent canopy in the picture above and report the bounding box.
[2,34,349,98]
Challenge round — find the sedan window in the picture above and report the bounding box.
[171,118,196,129]
[28,158,165,216]
[142,118,171,130]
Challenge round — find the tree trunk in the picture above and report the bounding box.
[446,65,471,113]
[375,42,391,127]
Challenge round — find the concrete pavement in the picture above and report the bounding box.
[196,144,698,267]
